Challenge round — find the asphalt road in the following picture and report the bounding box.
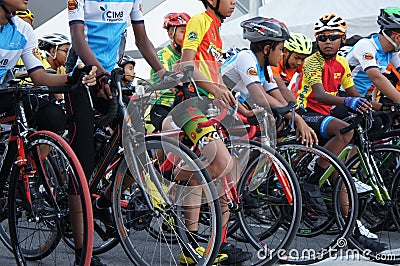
[0,239,389,266]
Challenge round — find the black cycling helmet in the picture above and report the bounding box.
[118,55,136,68]
[241,17,290,43]
[378,7,400,30]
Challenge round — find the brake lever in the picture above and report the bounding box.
[290,107,296,132]
[231,92,240,120]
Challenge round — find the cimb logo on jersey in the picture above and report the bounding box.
[100,5,124,22]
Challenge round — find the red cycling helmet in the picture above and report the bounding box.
[163,12,191,29]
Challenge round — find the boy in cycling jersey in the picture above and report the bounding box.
[271,32,313,100]
[149,12,190,132]
[38,33,70,102]
[118,55,136,88]
[168,0,253,264]
[346,7,400,107]
[221,18,317,147]
[296,14,388,247]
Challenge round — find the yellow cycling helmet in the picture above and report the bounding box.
[16,9,35,23]
[284,33,312,55]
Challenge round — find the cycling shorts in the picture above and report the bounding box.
[171,84,218,146]
[302,110,335,140]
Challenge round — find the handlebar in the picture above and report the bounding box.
[135,65,196,96]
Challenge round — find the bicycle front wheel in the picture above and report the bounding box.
[8,131,93,266]
[227,139,302,265]
[277,142,358,264]
[347,144,400,264]
[112,135,222,265]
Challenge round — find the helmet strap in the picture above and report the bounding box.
[0,2,14,25]
[205,0,225,22]
[262,43,272,83]
[383,30,400,52]
[284,51,293,69]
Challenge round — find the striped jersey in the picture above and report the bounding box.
[67,0,144,73]
[296,51,354,115]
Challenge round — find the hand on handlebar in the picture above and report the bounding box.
[213,88,237,108]
[67,64,97,87]
[344,97,372,114]
[96,72,113,100]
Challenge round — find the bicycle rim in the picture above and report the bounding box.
[228,140,302,265]
[8,131,93,266]
[347,144,400,264]
[278,143,357,264]
[113,136,222,265]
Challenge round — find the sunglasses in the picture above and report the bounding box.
[316,33,343,42]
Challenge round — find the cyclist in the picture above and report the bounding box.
[221,17,318,147]
[271,32,313,100]
[67,1,170,263]
[0,1,97,264]
[295,14,391,252]
[169,0,253,264]
[346,7,400,107]
[118,55,136,88]
[149,12,191,132]
[0,1,96,132]
[38,33,71,102]
[13,9,51,78]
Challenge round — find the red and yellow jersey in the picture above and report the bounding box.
[183,10,223,95]
[296,51,354,115]
[271,57,302,84]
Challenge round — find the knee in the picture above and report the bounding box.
[208,155,234,179]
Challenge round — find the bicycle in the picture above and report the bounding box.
[76,66,222,265]
[148,92,303,265]
[223,102,358,264]
[336,106,400,264]
[0,81,93,266]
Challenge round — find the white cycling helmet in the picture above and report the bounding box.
[38,33,70,52]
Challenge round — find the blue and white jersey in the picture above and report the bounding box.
[346,34,400,95]
[67,0,144,73]
[221,49,277,103]
[0,16,43,82]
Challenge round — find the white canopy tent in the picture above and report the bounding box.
[221,0,400,50]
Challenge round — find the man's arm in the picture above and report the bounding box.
[70,24,106,74]
[132,23,165,75]
[30,66,97,87]
[366,67,400,102]
[312,83,346,106]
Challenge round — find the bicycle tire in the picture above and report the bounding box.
[277,142,358,264]
[347,144,400,264]
[112,135,222,265]
[8,131,93,266]
[227,139,302,265]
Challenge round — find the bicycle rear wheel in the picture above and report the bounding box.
[277,142,358,264]
[227,139,302,265]
[113,135,222,265]
[8,131,93,266]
